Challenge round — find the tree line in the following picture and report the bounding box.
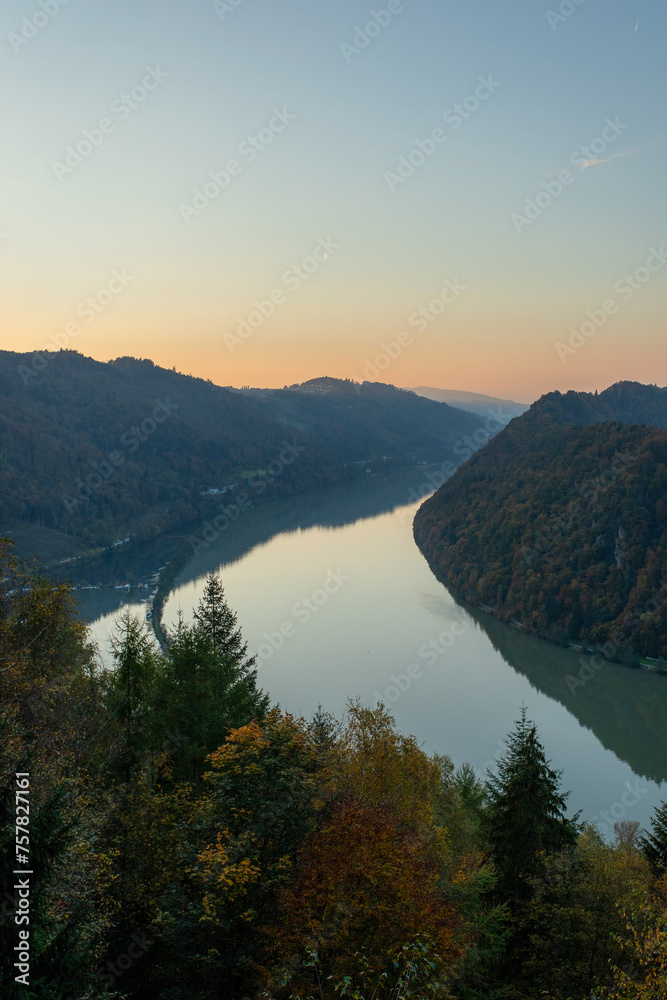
[1,540,666,999]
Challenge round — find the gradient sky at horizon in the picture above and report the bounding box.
[1,0,665,402]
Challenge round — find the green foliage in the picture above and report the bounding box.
[0,735,98,1000]
[193,572,256,670]
[263,937,447,1000]
[485,708,577,906]
[156,612,269,783]
[4,535,667,1000]
[512,827,652,999]
[0,352,486,559]
[641,799,667,875]
[106,610,161,780]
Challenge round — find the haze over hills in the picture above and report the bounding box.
[411,386,530,421]
[0,352,489,564]
[414,381,667,662]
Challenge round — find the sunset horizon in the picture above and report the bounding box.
[2,3,666,995]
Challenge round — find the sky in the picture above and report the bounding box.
[1,0,665,402]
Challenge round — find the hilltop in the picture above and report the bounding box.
[414,381,667,662]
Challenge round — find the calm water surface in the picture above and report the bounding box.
[79,472,667,838]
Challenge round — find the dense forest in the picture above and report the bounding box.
[1,542,667,1000]
[0,352,486,563]
[414,382,667,663]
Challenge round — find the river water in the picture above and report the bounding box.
[74,470,667,838]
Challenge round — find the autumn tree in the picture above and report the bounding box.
[513,826,652,999]
[184,710,324,998]
[600,899,667,999]
[265,704,475,999]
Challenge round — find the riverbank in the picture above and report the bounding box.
[430,563,667,676]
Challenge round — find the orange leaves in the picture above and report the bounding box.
[601,901,667,999]
[197,832,261,917]
[205,720,271,778]
[333,701,441,832]
[272,796,464,995]
[248,704,469,994]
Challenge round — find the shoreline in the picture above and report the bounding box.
[419,554,667,677]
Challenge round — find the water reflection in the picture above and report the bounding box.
[450,592,667,784]
[172,469,433,589]
[74,471,666,834]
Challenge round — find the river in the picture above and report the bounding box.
[73,470,667,838]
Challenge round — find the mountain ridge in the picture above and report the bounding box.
[0,350,488,563]
[411,385,529,421]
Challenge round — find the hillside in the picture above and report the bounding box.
[0,352,486,563]
[413,381,667,662]
[412,386,529,421]
[239,377,486,458]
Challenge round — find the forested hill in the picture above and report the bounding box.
[236,376,484,452]
[526,381,667,428]
[0,352,485,563]
[414,381,667,662]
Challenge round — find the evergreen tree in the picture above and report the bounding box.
[486,707,577,905]
[107,611,160,780]
[193,573,256,670]
[640,799,667,875]
[158,615,268,782]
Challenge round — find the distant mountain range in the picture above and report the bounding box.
[411,387,529,421]
[0,353,489,564]
[414,381,667,663]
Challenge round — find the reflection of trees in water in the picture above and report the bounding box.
[173,470,434,587]
[56,470,430,592]
[435,566,667,785]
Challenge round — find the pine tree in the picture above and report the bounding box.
[193,574,256,671]
[108,610,159,780]
[158,614,268,782]
[640,799,667,874]
[485,707,577,905]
